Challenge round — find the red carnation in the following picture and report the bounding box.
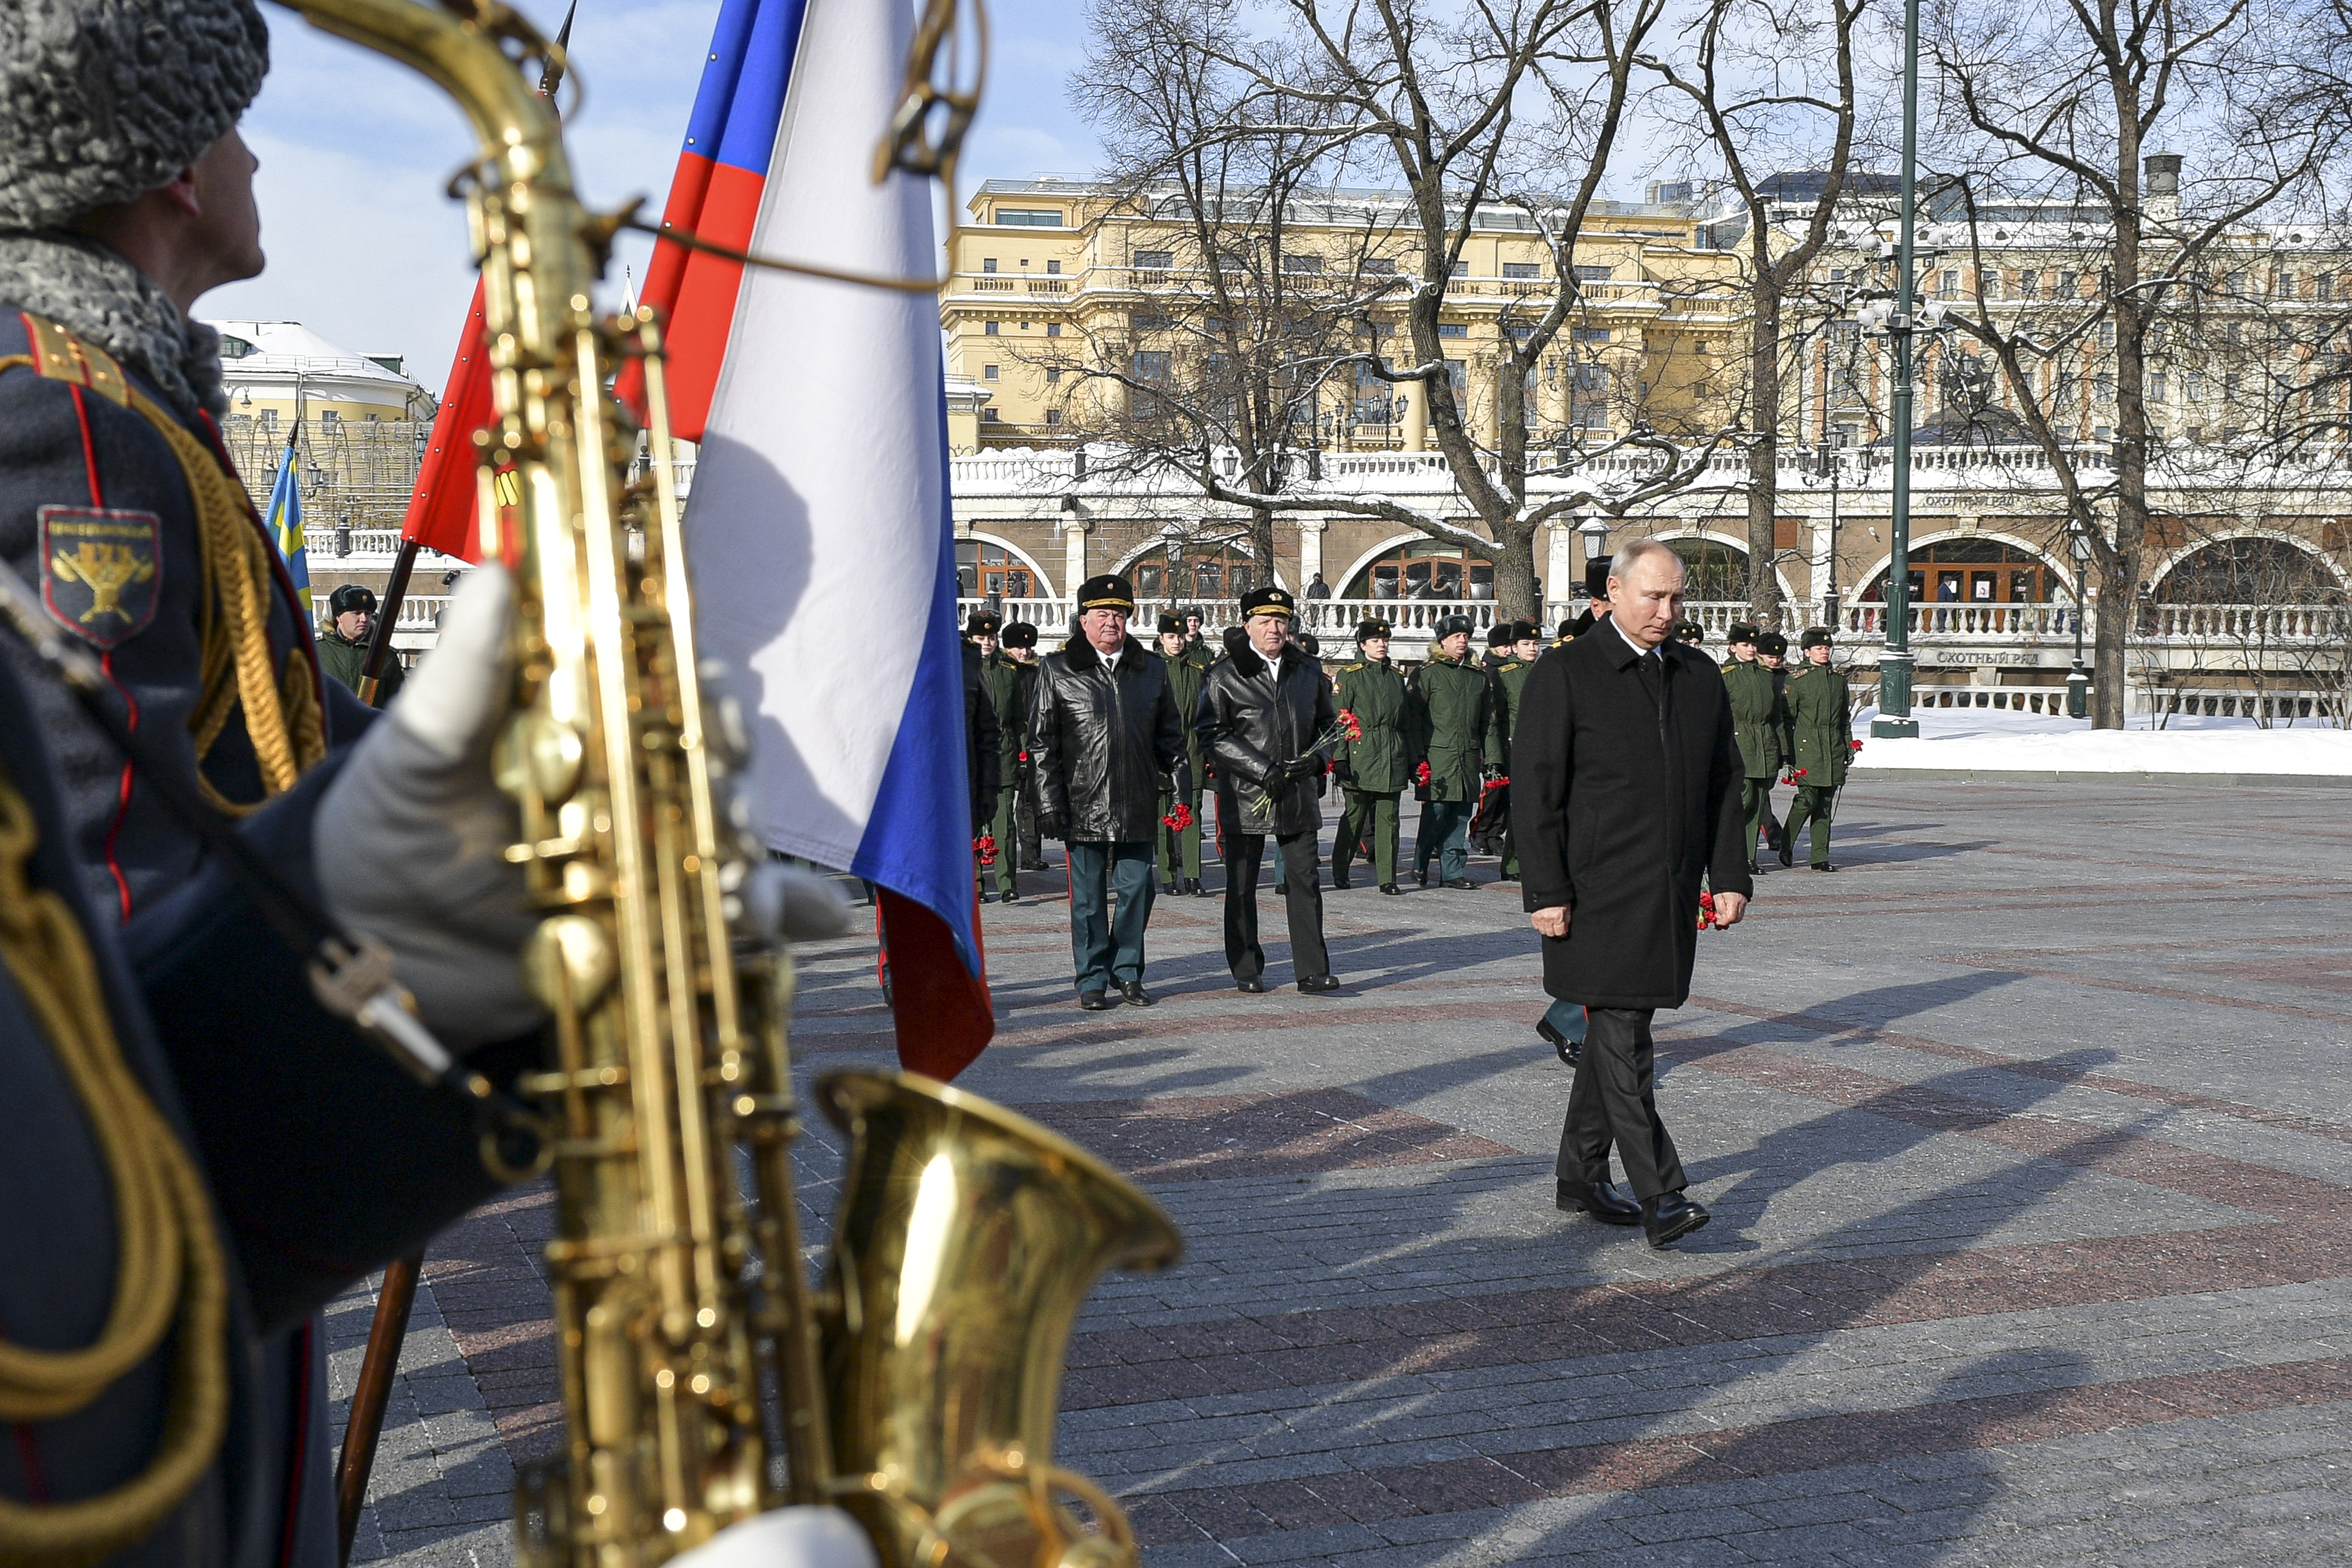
[1851,738,1864,752]
[973,833,998,867]
[1338,709,1365,741]
[1698,891,1718,931]
[1161,802,1195,833]
[1415,760,1432,787]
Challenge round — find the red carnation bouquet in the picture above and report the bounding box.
[1415,760,1432,787]
[1336,709,1365,742]
[1250,711,1368,820]
[1161,801,1194,833]
[1788,767,1809,782]
[973,832,998,867]
[1698,891,1719,930]
[1851,738,1864,753]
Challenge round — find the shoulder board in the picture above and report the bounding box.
[15,314,130,406]
[1342,661,1363,672]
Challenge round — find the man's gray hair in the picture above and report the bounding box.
[1608,537,1685,585]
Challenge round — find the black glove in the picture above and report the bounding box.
[1280,755,1323,781]
[1332,758,1353,787]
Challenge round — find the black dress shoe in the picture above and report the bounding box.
[1641,1191,1712,1248]
[1415,867,1430,887]
[1078,990,1117,1011]
[1440,877,1477,891]
[999,890,1022,906]
[1379,883,1402,896]
[1556,1179,1641,1225]
[1332,869,1352,890]
[1296,974,1341,995]
[1190,879,1211,897]
[1235,977,1266,994]
[979,890,996,904]
[1811,861,1838,873]
[1777,841,1794,868]
[1536,1017,1583,1067]
[1162,879,1180,896]
[1274,882,1288,896]
[1020,859,1049,872]
[1119,981,1155,1006]
[1747,860,1764,877]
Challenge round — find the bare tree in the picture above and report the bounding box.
[1923,0,2352,726]
[1642,0,1867,631]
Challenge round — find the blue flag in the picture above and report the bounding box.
[264,449,310,618]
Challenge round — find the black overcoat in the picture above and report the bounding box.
[1195,642,1338,838]
[1027,635,1189,842]
[1509,628,1753,1008]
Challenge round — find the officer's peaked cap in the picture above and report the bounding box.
[1075,574,1136,613]
[1239,586,1295,619]
[0,0,271,230]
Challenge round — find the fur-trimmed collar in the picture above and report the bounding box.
[1227,641,1308,681]
[1060,633,1147,674]
[0,230,226,419]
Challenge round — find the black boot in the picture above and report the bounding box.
[1641,1191,1711,1248]
[1556,1179,1641,1225]
[1332,868,1352,890]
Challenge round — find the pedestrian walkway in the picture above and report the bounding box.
[336,780,2352,1567]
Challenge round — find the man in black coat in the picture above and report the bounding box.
[1196,586,1342,994]
[1027,574,1189,1009]
[1510,539,1753,1248]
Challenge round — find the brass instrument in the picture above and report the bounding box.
[269,3,1180,1567]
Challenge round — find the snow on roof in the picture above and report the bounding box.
[202,320,423,387]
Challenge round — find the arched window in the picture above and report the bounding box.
[1666,538,1750,601]
[1861,538,2054,604]
[956,539,1036,598]
[1344,541,1495,601]
[1127,541,1260,601]
[2153,537,2341,603]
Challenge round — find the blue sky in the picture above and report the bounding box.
[206,0,1100,379]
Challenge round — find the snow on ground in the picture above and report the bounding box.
[1847,701,2352,776]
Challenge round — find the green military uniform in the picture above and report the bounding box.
[1154,616,1209,891]
[1720,623,1782,869]
[1332,622,1409,889]
[316,627,404,707]
[1491,631,1536,879]
[1782,631,1852,870]
[1405,620,1504,887]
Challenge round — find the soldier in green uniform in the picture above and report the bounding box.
[1782,627,1852,871]
[1406,613,1504,889]
[316,584,406,707]
[1154,612,1209,894]
[1332,618,1409,893]
[1719,622,1784,873]
[968,611,1025,902]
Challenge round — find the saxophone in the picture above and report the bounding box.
[267,4,1180,1566]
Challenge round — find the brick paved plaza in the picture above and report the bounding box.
[333,779,2352,1568]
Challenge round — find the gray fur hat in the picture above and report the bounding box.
[0,0,270,230]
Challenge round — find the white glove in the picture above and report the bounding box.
[664,1507,877,1568]
[313,566,541,1047]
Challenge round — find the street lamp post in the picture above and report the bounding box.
[2066,519,2091,719]
[1803,442,1845,627]
[1867,0,1928,738]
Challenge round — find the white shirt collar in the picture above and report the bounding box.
[1612,617,1657,660]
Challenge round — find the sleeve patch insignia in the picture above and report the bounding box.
[39,505,161,648]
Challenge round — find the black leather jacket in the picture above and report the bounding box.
[1028,635,1190,842]
[1197,642,1338,838]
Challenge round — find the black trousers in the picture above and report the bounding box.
[1555,1006,1687,1200]
[1222,830,1330,983]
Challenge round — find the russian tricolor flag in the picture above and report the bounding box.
[641,0,993,1080]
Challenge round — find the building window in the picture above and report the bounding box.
[320,409,339,427]
[996,208,1064,227]
[983,365,999,381]
[1571,364,1606,392]
[984,320,999,335]
[1130,311,1173,331]
[1502,261,1540,279]
[2093,371,2113,402]
[1862,538,2054,605]
[2150,372,2167,402]
[1045,367,1062,384]
[1044,408,1063,425]
[1346,541,1493,601]
[2059,271,2077,296]
[1134,249,1173,270]
[1575,327,1611,343]
[1437,322,1468,338]
[2017,271,2039,300]
[1046,259,1061,275]
[1046,322,1063,337]
[1444,359,1467,393]
[956,539,1035,597]
[981,408,1001,422]
[1572,265,1614,282]
[1130,541,1260,600]
[2185,373,2204,402]
[1666,539,1749,599]
[2320,274,2336,301]
[261,408,278,433]
[1361,257,1397,275]
[1133,351,1171,382]
[982,257,997,273]
[1940,269,1959,296]
[220,334,254,359]
[1281,253,1325,273]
